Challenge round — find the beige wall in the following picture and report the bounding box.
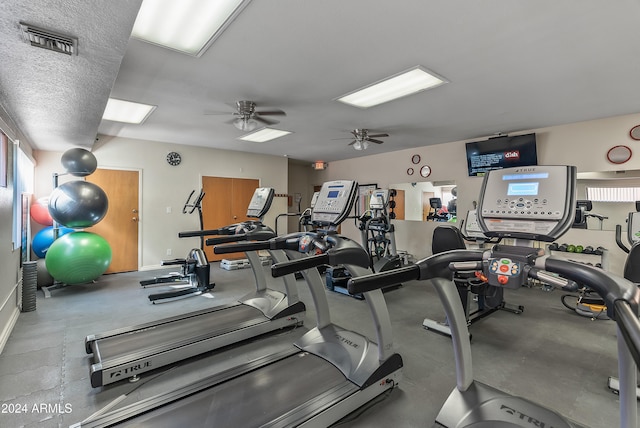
[33,136,289,269]
[315,113,640,276]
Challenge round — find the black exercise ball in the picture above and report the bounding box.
[48,181,109,228]
[61,148,98,177]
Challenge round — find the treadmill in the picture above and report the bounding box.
[73,180,403,428]
[348,165,640,428]
[84,187,305,388]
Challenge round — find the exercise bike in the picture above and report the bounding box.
[423,210,523,338]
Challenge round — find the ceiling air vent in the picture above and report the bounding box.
[19,22,77,55]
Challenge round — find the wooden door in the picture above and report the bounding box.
[391,189,405,220]
[86,169,139,273]
[201,177,259,261]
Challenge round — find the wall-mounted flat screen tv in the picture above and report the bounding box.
[465,133,537,177]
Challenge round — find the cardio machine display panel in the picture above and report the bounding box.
[369,189,389,210]
[311,180,358,227]
[477,165,576,242]
[246,187,275,218]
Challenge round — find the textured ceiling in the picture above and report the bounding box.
[3,1,640,163]
[0,0,142,151]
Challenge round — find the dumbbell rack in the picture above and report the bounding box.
[545,244,609,271]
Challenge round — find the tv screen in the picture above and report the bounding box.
[465,133,537,177]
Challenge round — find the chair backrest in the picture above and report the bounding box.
[429,197,442,209]
[432,225,466,254]
[624,242,640,283]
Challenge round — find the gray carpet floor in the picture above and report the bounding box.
[0,262,637,427]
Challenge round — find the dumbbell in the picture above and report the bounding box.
[583,246,594,254]
[548,242,559,251]
[558,243,569,252]
[593,246,605,255]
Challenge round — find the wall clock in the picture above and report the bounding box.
[407,167,414,176]
[630,125,640,141]
[606,145,632,164]
[166,151,182,166]
[411,154,421,164]
[420,165,432,178]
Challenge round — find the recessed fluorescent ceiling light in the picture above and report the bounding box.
[239,128,292,143]
[131,0,250,56]
[336,66,448,108]
[102,98,156,124]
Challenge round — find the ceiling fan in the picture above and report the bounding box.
[205,100,286,131]
[343,129,389,150]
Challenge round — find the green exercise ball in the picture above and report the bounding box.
[45,231,112,285]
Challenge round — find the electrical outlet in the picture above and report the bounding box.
[166,249,172,256]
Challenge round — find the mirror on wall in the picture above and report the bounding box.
[390,181,457,222]
[575,170,640,232]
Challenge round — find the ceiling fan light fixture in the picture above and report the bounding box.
[353,140,369,151]
[336,66,448,108]
[131,0,251,57]
[239,127,292,143]
[233,117,258,131]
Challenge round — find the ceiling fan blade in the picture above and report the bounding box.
[367,133,389,138]
[204,111,234,116]
[348,140,357,146]
[367,138,385,144]
[253,115,278,125]
[255,109,286,116]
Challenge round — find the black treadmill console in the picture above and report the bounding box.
[246,187,275,218]
[311,180,358,228]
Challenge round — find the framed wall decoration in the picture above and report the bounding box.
[630,125,640,141]
[411,154,421,164]
[606,145,632,164]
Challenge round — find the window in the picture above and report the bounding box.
[585,187,640,202]
[12,139,34,251]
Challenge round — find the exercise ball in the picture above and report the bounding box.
[48,180,108,228]
[32,226,74,258]
[45,231,112,285]
[61,148,97,177]
[30,197,53,226]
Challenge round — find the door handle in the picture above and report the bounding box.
[132,217,138,222]
[132,209,139,213]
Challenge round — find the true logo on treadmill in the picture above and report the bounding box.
[109,361,152,378]
[335,333,359,349]
[500,404,557,428]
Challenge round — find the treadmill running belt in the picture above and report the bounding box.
[96,305,266,359]
[109,353,356,427]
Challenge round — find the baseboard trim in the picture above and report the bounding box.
[0,305,20,355]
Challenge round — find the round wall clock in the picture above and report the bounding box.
[630,125,640,141]
[411,154,421,164]
[166,151,182,166]
[420,165,432,178]
[606,145,632,164]
[407,167,415,176]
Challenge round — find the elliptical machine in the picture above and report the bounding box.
[326,188,403,298]
[359,189,403,273]
[140,189,215,302]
